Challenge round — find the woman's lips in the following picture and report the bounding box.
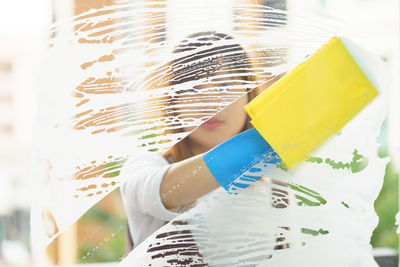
[201,117,223,130]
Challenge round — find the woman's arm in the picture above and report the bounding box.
[160,154,219,209]
[160,128,281,209]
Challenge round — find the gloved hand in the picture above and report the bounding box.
[203,127,282,192]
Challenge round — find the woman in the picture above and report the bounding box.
[120,31,282,250]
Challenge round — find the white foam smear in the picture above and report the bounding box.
[31,0,390,265]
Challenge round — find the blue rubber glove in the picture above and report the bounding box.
[203,128,282,192]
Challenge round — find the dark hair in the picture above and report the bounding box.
[156,31,261,163]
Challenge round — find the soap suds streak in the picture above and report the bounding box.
[138,181,321,266]
[34,2,388,266]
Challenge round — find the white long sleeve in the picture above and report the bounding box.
[119,152,192,247]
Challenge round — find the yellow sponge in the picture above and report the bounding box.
[245,37,378,168]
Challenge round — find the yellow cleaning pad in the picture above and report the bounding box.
[245,37,378,168]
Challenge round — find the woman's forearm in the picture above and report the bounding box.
[160,153,220,210]
[160,128,280,209]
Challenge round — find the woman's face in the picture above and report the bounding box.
[182,92,249,153]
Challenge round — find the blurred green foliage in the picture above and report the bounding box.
[77,189,126,263]
[371,121,399,249]
[371,160,399,249]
